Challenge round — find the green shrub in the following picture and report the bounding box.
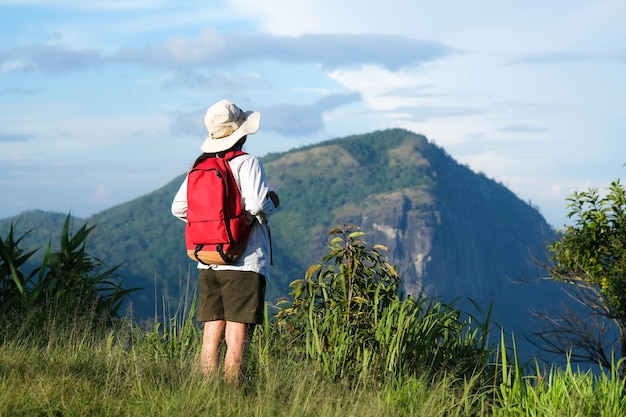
[0,214,138,332]
[273,225,493,383]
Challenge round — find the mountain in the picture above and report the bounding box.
[1,129,569,355]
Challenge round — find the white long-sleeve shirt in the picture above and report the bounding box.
[171,153,277,279]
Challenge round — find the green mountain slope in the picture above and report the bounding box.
[1,129,567,352]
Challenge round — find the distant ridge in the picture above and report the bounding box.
[1,128,570,358]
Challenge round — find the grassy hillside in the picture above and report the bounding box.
[1,129,558,327]
[1,310,624,416]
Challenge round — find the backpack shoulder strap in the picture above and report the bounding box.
[191,150,247,169]
[223,150,247,162]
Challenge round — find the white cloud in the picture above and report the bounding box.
[114,31,455,71]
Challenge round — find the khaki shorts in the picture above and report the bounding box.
[197,269,266,324]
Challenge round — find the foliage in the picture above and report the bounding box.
[1,214,624,415]
[539,177,626,365]
[0,317,484,417]
[273,225,493,383]
[0,214,138,327]
[495,333,626,416]
[2,306,626,416]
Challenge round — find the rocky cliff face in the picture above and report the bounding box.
[359,189,439,295]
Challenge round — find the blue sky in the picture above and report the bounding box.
[1,0,624,228]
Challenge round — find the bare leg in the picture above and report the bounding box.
[201,320,226,377]
[223,322,256,384]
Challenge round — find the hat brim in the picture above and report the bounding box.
[200,110,261,153]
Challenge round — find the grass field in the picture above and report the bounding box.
[1,314,625,417]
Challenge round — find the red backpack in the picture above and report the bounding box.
[185,150,252,265]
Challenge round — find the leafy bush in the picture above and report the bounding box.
[273,225,493,383]
[0,214,137,330]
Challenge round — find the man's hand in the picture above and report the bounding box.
[268,191,280,208]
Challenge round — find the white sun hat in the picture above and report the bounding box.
[200,99,261,153]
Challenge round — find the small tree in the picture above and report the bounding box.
[534,177,626,367]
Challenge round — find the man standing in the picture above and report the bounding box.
[172,99,279,384]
